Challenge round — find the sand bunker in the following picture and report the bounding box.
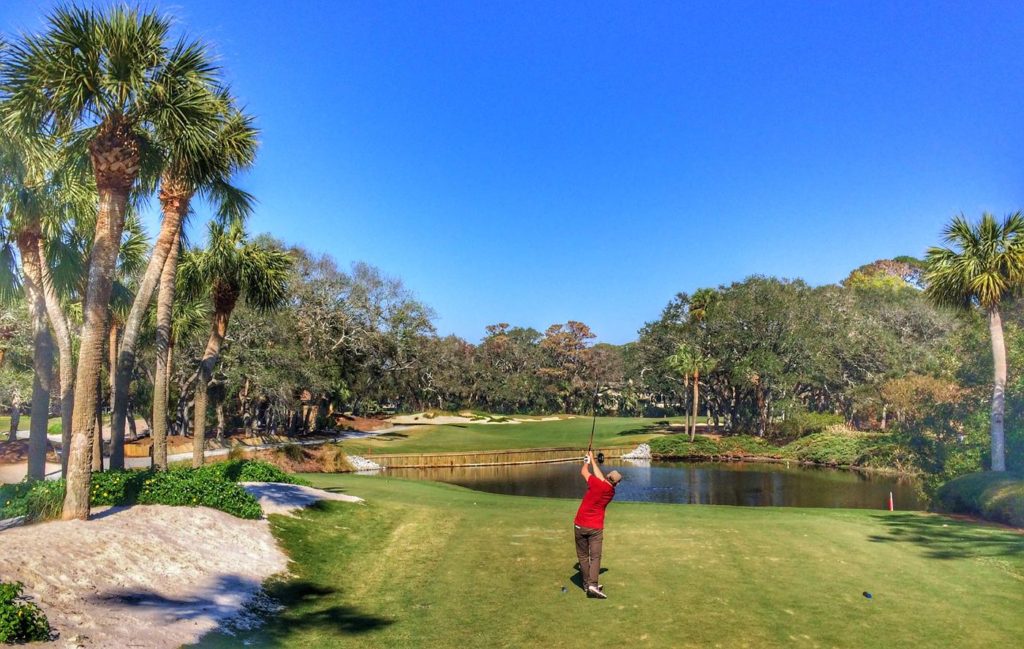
[242,481,363,516]
[0,483,357,648]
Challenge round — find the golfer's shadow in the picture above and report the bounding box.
[570,563,608,591]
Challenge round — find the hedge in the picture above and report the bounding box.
[934,471,1024,528]
[0,459,304,523]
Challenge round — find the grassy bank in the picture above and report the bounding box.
[649,429,910,472]
[194,475,1023,649]
[936,471,1024,527]
[339,416,684,455]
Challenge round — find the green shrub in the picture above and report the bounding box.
[648,435,775,459]
[0,480,64,523]
[780,430,888,466]
[935,471,1024,527]
[777,411,845,439]
[0,581,51,643]
[137,470,262,519]
[90,470,148,506]
[2,461,285,523]
[198,459,308,485]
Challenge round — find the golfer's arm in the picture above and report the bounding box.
[590,459,607,483]
[581,461,591,481]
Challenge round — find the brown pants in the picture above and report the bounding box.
[574,524,603,589]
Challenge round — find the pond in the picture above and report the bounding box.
[383,460,924,510]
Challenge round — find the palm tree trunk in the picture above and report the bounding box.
[37,237,75,477]
[63,181,133,520]
[152,228,181,470]
[93,376,104,473]
[988,307,1007,472]
[193,310,230,467]
[690,368,699,442]
[17,230,54,481]
[106,320,120,468]
[110,188,189,469]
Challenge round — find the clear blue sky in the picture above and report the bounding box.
[5,1,1023,344]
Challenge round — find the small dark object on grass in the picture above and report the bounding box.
[561,586,567,593]
[863,592,872,599]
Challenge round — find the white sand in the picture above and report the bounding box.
[389,413,524,425]
[242,481,363,516]
[0,483,357,648]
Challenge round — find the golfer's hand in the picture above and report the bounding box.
[587,451,596,464]
[583,454,591,464]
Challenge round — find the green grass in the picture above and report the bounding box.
[0,416,63,436]
[340,416,689,455]
[194,475,1024,649]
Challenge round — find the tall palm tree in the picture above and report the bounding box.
[667,343,713,442]
[153,250,210,468]
[925,213,1024,472]
[109,97,256,469]
[179,222,291,466]
[0,120,47,479]
[3,6,221,518]
[686,288,717,439]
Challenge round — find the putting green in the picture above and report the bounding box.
[339,416,688,455]
[193,475,1024,648]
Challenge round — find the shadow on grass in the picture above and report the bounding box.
[868,513,1024,560]
[372,432,409,440]
[569,564,609,591]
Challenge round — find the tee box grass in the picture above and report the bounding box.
[193,474,1024,649]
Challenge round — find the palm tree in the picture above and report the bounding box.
[179,222,291,466]
[924,213,1024,472]
[3,6,221,518]
[0,119,52,479]
[109,97,256,469]
[666,343,714,442]
[686,288,718,439]
[153,255,210,468]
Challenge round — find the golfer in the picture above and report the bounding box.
[573,450,621,599]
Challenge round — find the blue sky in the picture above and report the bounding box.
[5,1,1023,344]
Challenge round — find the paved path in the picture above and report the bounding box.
[2,425,410,482]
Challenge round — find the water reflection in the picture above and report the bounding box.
[385,460,923,510]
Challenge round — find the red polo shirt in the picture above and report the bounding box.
[574,475,615,529]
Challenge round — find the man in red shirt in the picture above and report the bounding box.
[574,450,622,599]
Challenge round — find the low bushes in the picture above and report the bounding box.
[649,435,776,459]
[777,411,846,439]
[780,429,891,467]
[197,458,309,485]
[137,470,262,519]
[0,480,63,523]
[935,471,1024,528]
[649,429,905,471]
[0,581,51,644]
[0,459,303,523]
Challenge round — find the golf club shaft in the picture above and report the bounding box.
[587,386,599,453]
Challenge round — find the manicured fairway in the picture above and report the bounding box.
[339,416,688,454]
[194,475,1024,649]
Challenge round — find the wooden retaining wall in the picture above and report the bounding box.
[368,446,629,469]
